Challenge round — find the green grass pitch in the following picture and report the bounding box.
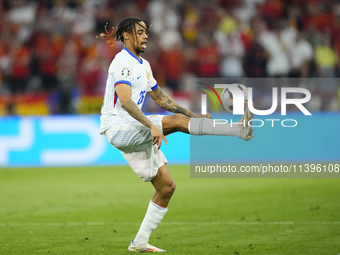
[0,165,339,255]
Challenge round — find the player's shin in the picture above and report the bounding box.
[133,201,168,246]
[188,118,242,137]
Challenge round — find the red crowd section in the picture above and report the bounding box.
[0,0,339,115]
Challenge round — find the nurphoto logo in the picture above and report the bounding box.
[200,84,312,128]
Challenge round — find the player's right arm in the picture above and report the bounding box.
[149,86,212,118]
[115,83,168,149]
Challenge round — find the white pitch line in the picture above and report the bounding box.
[0,221,340,227]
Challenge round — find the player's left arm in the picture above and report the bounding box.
[148,86,212,118]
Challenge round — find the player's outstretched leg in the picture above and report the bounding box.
[161,113,254,140]
[128,164,175,253]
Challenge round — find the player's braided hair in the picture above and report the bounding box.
[97,17,149,47]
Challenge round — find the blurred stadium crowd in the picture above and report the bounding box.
[0,0,339,115]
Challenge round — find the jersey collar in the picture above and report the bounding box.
[123,47,143,64]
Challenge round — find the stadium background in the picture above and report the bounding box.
[1,1,340,254]
[0,0,339,167]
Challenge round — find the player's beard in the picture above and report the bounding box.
[135,45,145,54]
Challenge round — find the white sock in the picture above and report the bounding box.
[133,201,168,246]
[189,118,242,137]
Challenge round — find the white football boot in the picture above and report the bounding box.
[128,240,166,253]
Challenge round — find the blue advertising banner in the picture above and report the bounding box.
[0,113,339,167]
[0,115,189,167]
[190,112,340,164]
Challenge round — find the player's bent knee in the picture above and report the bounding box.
[162,114,189,135]
[172,114,189,132]
[170,181,176,194]
[161,181,176,199]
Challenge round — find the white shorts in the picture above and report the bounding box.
[104,114,168,182]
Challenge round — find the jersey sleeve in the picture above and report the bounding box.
[145,60,158,92]
[110,56,137,87]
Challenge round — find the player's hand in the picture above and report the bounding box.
[191,112,212,119]
[150,125,168,150]
[204,112,212,118]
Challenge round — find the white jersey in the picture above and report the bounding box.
[100,47,158,134]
